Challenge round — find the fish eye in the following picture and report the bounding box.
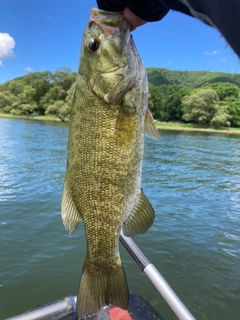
[88,39,100,52]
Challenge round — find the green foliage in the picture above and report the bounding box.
[200,82,240,127]
[224,99,240,127]
[210,105,231,127]
[45,101,68,121]
[21,71,53,105]
[182,89,230,127]
[45,82,75,121]
[147,68,240,88]
[0,82,37,115]
[0,91,18,112]
[158,85,191,121]
[0,68,76,120]
[147,84,191,121]
[52,68,77,91]
[147,73,240,127]
[201,82,239,100]
[1,67,239,127]
[148,84,163,120]
[39,85,66,111]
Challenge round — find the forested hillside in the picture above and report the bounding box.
[147,69,240,127]
[147,68,240,88]
[1,68,240,127]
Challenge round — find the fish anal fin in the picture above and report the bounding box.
[61,178,82,235]
[123,189,155,237]
[144,109,161,141]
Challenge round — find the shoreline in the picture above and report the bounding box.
[155,121,240,135]
[0,112,62,122]
[156,124,240,134]
[1,113,240,135]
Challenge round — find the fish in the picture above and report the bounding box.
[61,8,160,319]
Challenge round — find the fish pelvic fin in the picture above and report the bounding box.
[123,189,155,237]
[61,177,82,235]
[77,257,129,318]
[144,109,161,141]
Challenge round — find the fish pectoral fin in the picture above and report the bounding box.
[61,178,82,235]
[123,189,155,237]
[121,87,138,114]
[144,109,161,141]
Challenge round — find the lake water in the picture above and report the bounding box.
[0,117,240,320]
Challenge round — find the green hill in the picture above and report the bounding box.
[1,68,240,127]
[147,68,240,88]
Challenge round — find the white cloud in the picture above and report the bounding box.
[0,61,3,67]
[25,66,33,72]
[203,50,220,56]
[0,33,15,59]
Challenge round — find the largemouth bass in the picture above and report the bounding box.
[61,8,160,319]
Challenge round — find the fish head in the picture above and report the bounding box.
[79,8,146,104]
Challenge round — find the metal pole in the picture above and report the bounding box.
[6,296,77,320]
[120,230,196,320]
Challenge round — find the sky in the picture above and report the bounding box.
[0,0,239,84]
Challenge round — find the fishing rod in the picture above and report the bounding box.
[120,230,196,320]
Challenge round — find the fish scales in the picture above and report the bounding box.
[61,8,160,319]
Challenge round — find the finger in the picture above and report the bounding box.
[123,7,147,31]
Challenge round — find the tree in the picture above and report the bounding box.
[159,85,191,121]
[0,81,38,115]
[210,105,230,127]
[2,68,239,125]
[38,69,76,113]
[147,68,240,88]
[200,82,240,127]
[52,68,77,91]
[11,85,37,115]
[45,83,75,121]
[148,84,164,120]
[0,69,77,117]
[45,101,68,121]
[225,99,240,127]
[21,71,53,106]
[39,85,66,111]
[8,80,25,95]
[204,82,239,101]
[181,89,229,126]
[0,91,20,113]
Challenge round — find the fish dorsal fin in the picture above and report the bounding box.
[144,109,161,141]
[122,189,155,237]
[61,178,82,235]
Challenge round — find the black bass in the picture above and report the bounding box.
[61,8,160,319]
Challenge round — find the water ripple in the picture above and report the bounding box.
[1,120,240,319]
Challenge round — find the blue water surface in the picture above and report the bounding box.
[0,118,239,320]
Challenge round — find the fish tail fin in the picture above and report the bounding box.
[77,257,129,318]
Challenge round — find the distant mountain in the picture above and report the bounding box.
[146,68,240,88]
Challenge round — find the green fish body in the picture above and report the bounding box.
[61,8,160,319]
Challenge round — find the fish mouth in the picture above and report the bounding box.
[90,9,129,34]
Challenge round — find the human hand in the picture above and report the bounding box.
[123,7,147,31]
